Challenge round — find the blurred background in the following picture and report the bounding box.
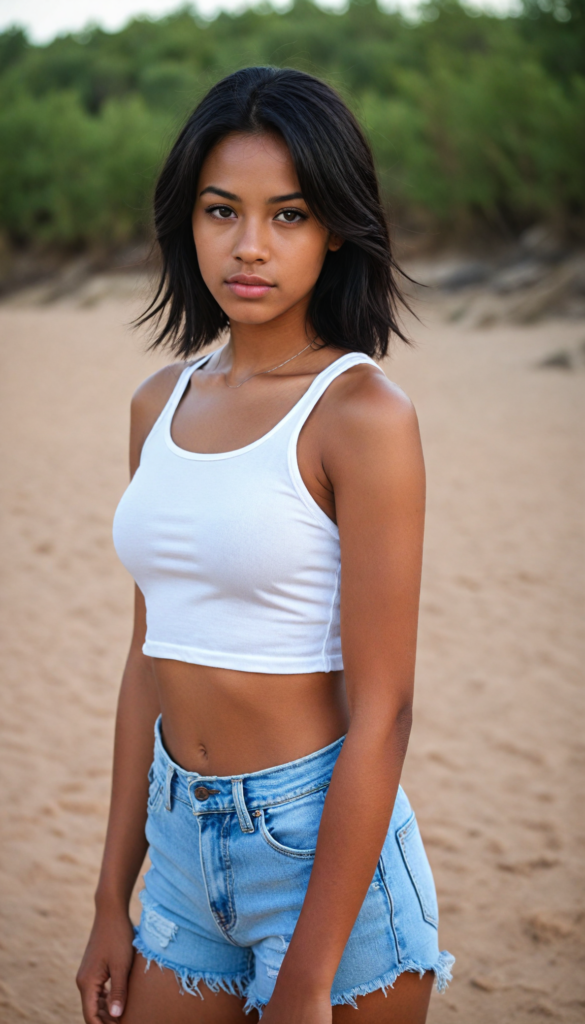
[1,0,585,290]
[0,1,583,1022]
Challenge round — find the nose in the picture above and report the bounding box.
[231,215,269,265]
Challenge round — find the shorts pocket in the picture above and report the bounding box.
[258,788,327,859]
[396,813,439,928]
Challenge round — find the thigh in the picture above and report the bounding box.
[332,970,434,1024]
[118,954,259,1024]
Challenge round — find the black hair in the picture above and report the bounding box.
[139,66,410,359]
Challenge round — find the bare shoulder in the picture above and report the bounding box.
[131,362,189,424]
[319,361,424,500]
[323,361,420,447]
[129,361,189,472]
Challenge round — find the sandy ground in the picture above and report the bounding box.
[0,285,584,1023]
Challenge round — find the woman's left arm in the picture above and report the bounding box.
[263,367,426,1023]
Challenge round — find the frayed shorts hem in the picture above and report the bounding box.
[133,930,455,1017]
[132,932,252,1001]
[244,950,455,1016]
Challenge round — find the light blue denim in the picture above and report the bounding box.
[134,716,454,1015]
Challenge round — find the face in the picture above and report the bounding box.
[192,132,342,326]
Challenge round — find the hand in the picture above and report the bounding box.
[260,985,332,1024]
[76,906,135,1023]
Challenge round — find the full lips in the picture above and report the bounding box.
[226,281,274,298]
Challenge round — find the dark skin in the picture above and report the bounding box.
[77,132,431,1023]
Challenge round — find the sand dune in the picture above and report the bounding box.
[0,286,583,1023]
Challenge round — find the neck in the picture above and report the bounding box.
[224,298,315,376]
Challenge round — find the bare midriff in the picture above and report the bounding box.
[135,353,362,777]
[152,660,349,776]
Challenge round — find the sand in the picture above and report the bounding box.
[0,284,584,1023]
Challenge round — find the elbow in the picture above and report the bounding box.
[394,701,413,759]
[379,702,413,767]
[350,695,413,755]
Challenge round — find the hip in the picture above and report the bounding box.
[146,713,442,942]
[137,716,453,1011]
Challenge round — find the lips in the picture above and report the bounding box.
[225,274,274,299]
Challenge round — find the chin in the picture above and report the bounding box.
[226,305,285,325]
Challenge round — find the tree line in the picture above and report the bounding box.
[0,0,583,251]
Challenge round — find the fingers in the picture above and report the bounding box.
[77,954,132,1024]
[106,961,130,1019]
[76,915,135,1024]
[76,967,107,1024]
[98,992,125,1023]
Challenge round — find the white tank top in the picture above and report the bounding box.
[113,350,377,674]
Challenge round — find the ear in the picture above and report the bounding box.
[327,233,344,252]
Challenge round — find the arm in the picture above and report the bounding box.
[77,365,184,1023]
[96,592,160,913]
[77,594,160,1024]
[262,369,425,1022]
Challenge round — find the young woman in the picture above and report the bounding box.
[77,66,454,1024]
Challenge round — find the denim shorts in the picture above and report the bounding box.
[134,716,454,1015]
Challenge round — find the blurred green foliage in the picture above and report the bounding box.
[0,0,583,248]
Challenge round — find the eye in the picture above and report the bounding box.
[207,205,236,220]
[274,209,307,224]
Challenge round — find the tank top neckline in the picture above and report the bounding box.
[165,347,369,462]
[114,347,379,673]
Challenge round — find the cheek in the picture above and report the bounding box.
[192,218,225,289]
[275,232,329,292]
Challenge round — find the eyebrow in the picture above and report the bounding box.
[267,192,304,203]
[199,186,240,201]
[199,186,305,204]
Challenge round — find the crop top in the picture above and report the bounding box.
[112,349,377,674]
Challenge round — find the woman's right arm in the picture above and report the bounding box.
[77,365,184,1024]
[76,590,159,1023]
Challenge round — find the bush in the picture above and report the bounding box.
[0,91,169,244]
[0,0,583,248]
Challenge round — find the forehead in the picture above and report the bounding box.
[198,132,300,194]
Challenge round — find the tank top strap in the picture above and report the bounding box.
[163,351,216,422]
[141,350,215,454]
[287,351,380,438]
[281,351,380,539]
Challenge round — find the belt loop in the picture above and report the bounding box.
[164,763,175,812]
[231,777,254,833]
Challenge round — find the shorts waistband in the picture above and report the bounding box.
[151,715,345,824]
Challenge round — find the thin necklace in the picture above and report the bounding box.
[222,341,314,389]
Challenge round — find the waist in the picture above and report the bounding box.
[151,714,346,814]
[151,658,348,774]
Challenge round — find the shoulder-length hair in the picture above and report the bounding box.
[139,66,410,359]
